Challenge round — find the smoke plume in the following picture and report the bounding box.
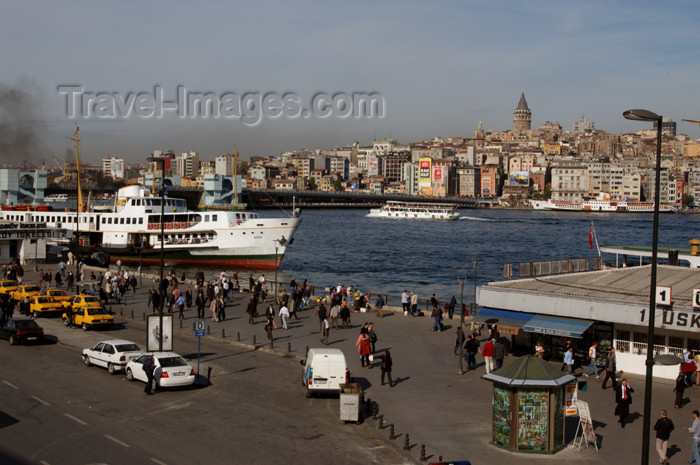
[0,78,46,162]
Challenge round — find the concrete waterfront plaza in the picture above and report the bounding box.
[17,267,699,464]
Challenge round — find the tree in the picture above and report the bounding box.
[307,177,317,191]
[333,178,344,192]
[682,193,695,208]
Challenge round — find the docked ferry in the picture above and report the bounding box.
[366,200,460,220]
[0,185,301,269]
[530,195,675,213]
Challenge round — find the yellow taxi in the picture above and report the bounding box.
[0,279,19,296]
[62,306,114,330]
[44,288,71,303]
[10,284,42,301]
[61,294,102,311]
[29,295,64,317]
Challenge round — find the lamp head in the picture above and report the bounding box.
[623,109,661,122]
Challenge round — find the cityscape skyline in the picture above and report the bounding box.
[2,1,700,163]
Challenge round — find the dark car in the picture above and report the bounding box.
[1,318,45,345]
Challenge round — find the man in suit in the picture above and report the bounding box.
[615,378,634,427]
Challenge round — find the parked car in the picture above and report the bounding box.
[10,284,41,301]
[43,288,71,302]
[0,318,45,345]
[82,340,144,374]
[29,295,64,317]
[61,294,102,311]
[0,279,19,296]
[126,352,195,390]
[62,306,114,330]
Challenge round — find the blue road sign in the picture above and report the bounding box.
[195,319,206,337]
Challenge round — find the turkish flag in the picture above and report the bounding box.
[589,225,593,249]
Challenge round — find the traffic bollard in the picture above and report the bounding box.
[207,366,212,384]
[404,434,410,450]
[287,342,291,353]
[222,328,226,339]
[253,335,256,345]
[237,331,240,341]
[372,405,378,420]
[389,424,396,440]
[378,415,384,429]
[131,309,134,318]
[119,307,122,316]
[207,326,211,335]
[179,319,183,329]
[420,445,426,462]
[438,456,442,462]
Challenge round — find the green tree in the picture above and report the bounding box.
[307,177,317,191]
[682,193,695,208]
[333,178,344,192]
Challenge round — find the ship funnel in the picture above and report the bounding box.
[689,239,700,256]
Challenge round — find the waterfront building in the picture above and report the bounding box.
[477,265,700,380]
[550,160,588,202]
[457,166,481,197]
[402,162,419,196]
[480,164,502,197]
[572,116,595,133]
[175,151,200,178]
[0,169,47,205]
[248,165,266,181]
[215,153,235,176]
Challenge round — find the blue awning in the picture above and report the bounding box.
[474,308,534,335]
[523,315,593,339]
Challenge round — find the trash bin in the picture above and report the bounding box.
[339,383,361,423]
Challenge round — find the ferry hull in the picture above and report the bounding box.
[112,253,282,270]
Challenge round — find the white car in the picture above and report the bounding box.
[82,340,144,374]
[125,352,196,390]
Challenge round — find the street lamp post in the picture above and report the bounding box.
[147,156,166,352]
[456,269,467,375]
[623,108,663,465]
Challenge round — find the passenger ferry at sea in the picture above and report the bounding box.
[366,200,460,220]
[43,194,69,203]
[0,185,301,269]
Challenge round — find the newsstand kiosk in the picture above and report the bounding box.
[482,356,575,454]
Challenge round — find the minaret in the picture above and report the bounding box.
[513,89,531,132]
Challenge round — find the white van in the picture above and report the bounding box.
[301,348,349,397]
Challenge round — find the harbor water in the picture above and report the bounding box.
[139,208,700,303]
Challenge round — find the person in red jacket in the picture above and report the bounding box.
[482,339,495,374]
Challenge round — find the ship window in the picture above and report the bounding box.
[120,218,124,224]
[236,214,240,219]
[108,218,112,224]
[126,218,131,225]
[212,215,217,221]
[139,218,143,224]
[205,215,209,222]
[102,218,106,224]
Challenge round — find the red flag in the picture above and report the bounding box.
[589,224,593,249]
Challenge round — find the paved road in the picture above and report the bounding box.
[4,267,700,464]
[0,312,408,465]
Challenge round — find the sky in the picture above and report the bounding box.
[2,0,700,164]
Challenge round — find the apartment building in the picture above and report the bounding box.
[551,161,588,202]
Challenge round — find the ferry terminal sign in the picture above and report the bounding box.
[0,229,70,240]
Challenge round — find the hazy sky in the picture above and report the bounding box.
[2,0,700,164]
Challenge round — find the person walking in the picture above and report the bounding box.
[375,295,385,318]
[315,303,327,332]
[482,338,495,374]
[465,334,479,371]
[265,313,276,341]
[615,378,634,428]
[356,332,371,367]
[601,347,618,390]
[688,410,700,464]
[368,323,377,354]
[340,301,350,328]
[582,341,600,378]
[246,296,257,324]
[279,304,289,330]
[217,295,226,321]
[195,291,205,319]
[329,303,339,329]
[431,305,442,332]
[448,296,456,320]
[563,346,574,374]
[143,354,156,395]
[176,295,186,320]
[653,409,674,464]
[410,292,418,314]
[378,350,393,386]
[493,338,507,370]
[321,315,331,345]
[675,372,686,409]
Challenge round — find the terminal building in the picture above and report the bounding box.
[0,220,68,265]
[476,262,700,380]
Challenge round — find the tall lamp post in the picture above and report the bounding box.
[623,108,663,465]
[456,269,468,375]
[147,156,166,352]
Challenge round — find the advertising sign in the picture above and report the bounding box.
[367,154,379,177]
[433,166,443,182]
[147,314,173,351]
[510,171,530,186]
[419,158,433,196]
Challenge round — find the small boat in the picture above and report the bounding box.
[366,200,460,220]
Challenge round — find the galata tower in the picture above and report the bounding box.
[513,89,531,132]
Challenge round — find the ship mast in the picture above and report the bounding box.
[68,123,83,260]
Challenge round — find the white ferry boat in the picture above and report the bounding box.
[366,200,460,220]
[43,194,69,203]
[531,194,675,213]
[0,185,301,269]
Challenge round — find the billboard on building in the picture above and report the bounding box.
[509,171,529,186]
[419,158,432,196]
[367,154,379,177]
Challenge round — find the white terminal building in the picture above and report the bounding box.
[102,157,125,179]
[476,252,700,380]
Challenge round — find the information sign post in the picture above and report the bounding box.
[195,320,206,376]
